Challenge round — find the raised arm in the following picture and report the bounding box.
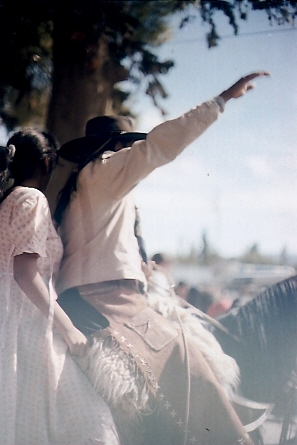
[104,71,270,199]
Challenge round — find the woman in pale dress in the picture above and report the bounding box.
[0,129,119,445]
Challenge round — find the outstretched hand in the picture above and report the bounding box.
[220,71,270,102]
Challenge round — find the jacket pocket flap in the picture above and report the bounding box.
[125,308,178,351]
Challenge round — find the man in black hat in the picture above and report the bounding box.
[48,72,269,310]
[45,72,269,445]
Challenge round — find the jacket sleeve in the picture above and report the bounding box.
[84,97,224,199]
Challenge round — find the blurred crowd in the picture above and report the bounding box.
[150,252,259,319]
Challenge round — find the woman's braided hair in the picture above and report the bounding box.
[0,144,16,198]
[0,129,57,200]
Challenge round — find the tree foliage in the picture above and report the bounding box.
[0,0,296,142]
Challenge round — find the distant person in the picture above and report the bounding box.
[207,297,233,318]
[46,72,269,445]
[148,252,176,298]
[151,252,173,269]
[187,286,215,313]
[175,280,190,300]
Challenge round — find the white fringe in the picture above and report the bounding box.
[76,335,152,417]
[145,289,240,399]
[76,286,239,418]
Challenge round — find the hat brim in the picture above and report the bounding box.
[103,132,147,153]
[58,132,147,163]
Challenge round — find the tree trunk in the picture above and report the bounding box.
[46,31,127,145]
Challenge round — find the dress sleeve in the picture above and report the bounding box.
[9,189,50,258]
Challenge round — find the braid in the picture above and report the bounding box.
[0,145,16,199]
[54,168,80,226]
[54,147,103,226]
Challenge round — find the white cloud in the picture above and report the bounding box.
[245,155,272,178]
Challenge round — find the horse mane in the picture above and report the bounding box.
[216,275,297,403]
[225,274,297,348]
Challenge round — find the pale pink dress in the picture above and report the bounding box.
[0,187,119,445]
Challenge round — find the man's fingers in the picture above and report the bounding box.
[218,70,270,101]
[243,72,270,83]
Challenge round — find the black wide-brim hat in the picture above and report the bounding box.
[58,115,147,163]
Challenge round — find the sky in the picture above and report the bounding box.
[127,9,297,260]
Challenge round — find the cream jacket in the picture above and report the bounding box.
[56,97,224,294]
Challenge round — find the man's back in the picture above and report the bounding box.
[56,153,146,294]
